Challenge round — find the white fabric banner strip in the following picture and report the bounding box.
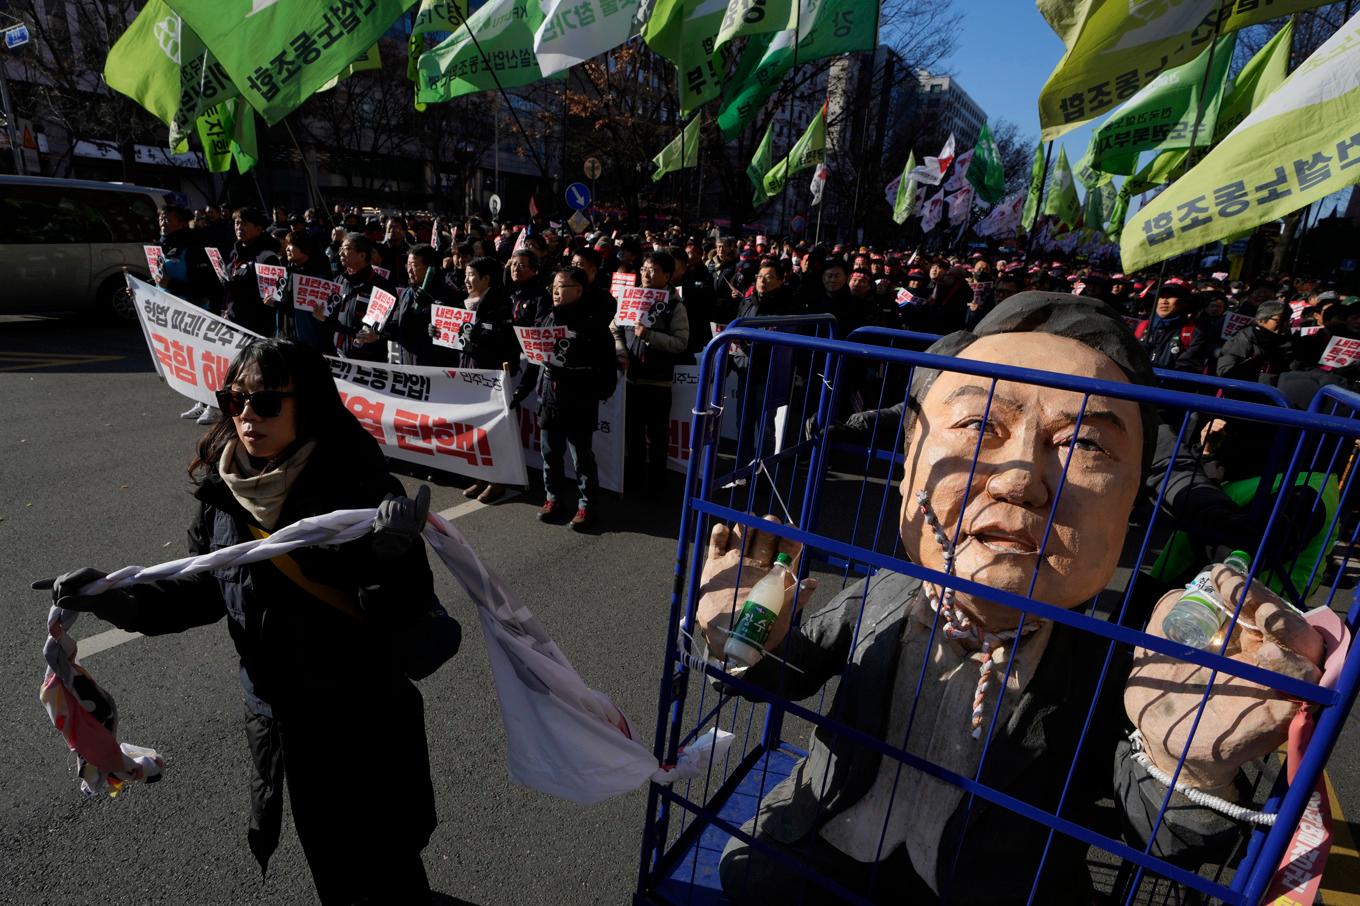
[47,506,734,804]
[128,277,528,487]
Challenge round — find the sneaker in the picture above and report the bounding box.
[569,508,591,532]
[537,500,560,522]
[477,483,504,504]
[462,481,486,499]
[195,406,220,426]
[180,401,206,419]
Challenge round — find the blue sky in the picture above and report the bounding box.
[942,1,1093,173]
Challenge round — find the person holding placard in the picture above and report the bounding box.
[279,231,333,350]
[459,256,518,504]
[157,205,218,313]
[1216,301,1295,386]
[611,251,689,498]
[225,208,283,341]
[320,233,392,364]
[383,245,461,367]
[512,267,617,530]
[508,249,551,328]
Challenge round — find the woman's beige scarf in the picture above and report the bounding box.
[218,438,317,530]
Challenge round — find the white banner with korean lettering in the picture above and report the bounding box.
[518,382,626,493]
[128,276,528,487]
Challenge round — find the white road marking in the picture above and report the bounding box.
[76,491,518,660]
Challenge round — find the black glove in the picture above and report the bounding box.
[35,567,134,617]
[372,485,432,559]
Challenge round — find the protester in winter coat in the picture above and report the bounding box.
[458,256,518,504]
[225,207,283,340]
[611,250,690,496]
[570,246,616,326]
[278,230,332,350]
[1216,301,1295,385]
[47,339,445,903]
[507,249,552,327]
[676,241,718,356]
[322,233,392,364]
[1134,284,1207,371]
[382,244,462,367]
[511,267,617,530]
[726,260,799,465]
[157,204,219,312]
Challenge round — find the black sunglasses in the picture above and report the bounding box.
[214,389,296,418]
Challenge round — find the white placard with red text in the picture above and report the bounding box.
[432,305,476,349]
[372,265,391,280]
[1319,336,1360,370]
[255,263,288,304]
[609,271,636,299]
[127,276,528,486]
[291,273,342,314]
[362,286,397,328]
[615,287,671,328]
[205,247,229,283]
[1221,312,1253,339]
[667,366,742,473]
[143,245,165,282]
[515,325,573,366]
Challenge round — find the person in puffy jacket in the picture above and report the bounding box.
[45,339,446,903]
[320,233,393,363]
[224,207,282,338]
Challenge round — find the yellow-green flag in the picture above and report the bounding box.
[1042,146,1081,228]
[1038,0,1329,141]
[747,122,774,198]
[195,98,256,174]
[1216,18,1293,139]
[760,103,827,197]
[893,152,918,225]
[1121,9,1360,272]
[320,44,382,93]
[1021,143,1046,231]
[652,117,702,182]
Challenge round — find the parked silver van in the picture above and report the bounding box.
[0,175,172,323]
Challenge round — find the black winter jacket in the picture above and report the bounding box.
[379,268,463,367]
[513,299,617,432]
[225,236,282,337]
[327,265,393,362]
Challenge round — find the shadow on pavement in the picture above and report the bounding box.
[0,317,157,375]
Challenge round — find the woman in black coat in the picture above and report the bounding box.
[47,340,444,902]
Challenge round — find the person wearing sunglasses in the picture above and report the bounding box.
[44,339,445,901]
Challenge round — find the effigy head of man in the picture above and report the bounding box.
[899,292,1157,630]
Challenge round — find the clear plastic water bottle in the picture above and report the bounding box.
[1161,550,1252,648]
[724,553,794,666]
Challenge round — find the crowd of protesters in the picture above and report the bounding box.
[153,202,1360,532]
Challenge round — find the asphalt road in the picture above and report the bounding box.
[3,316,1359,905]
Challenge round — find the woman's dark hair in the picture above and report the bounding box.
[285,229,321,261]
[466,255,503,287]
[408,243,440,268]
[342,232,375,260]
[234,207,269,228]
[191,340,354,480]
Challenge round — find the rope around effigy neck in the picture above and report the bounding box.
[916,491,1041,740]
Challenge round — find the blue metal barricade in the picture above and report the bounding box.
[635,325,1360,905]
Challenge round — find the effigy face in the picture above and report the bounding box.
[898,332,1145,629]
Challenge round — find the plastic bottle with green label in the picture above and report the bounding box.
[1161,550,1251,649]
[724,553,794,666]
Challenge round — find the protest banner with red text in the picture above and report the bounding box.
[291,273,343,314]
[1221,312,1254,339]
[143,245,165,283]
[609,271,636,299]
[362,287,398,329]
[205,247,229,284]
[432,305,477,350]
[519,383,625,493]
[127,276,527,486]
[516,325,573,366]
[255,263,288,305]
[1320,337,1360,370]
[615,287,672,328]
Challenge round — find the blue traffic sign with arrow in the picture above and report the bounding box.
[565,182,591,211]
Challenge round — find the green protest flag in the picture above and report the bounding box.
[714,0,796,55]
[162,0,416,125]
[1104,188,1129,240]
[716,0,876,138]
[760,102,826,197]
[196,97,257,174]
[967,122,1006,204]
[1215,18,1293,139]
[408,0,467,83]
[1042,146,1081,228]
[644,0,729,115]
[1121,9,1360,272]
[418,0,558,103]
[1083,179,1117,230]
[1020,143,1046,231]
[892,152,918,224]
[1037,0,1329,141]
[1090,33,1235,176]
[104,0,239,152]
[1073,140,1114,188]
[652,116,702,182]
[747,122,775,192]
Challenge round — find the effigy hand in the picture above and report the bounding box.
[694,515,814,656]
[1124,564,1325,792]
